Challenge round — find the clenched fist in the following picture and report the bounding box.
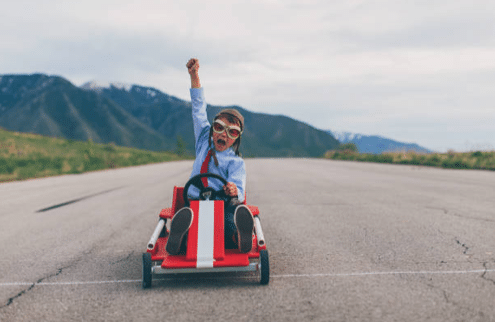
[186,58,201,88]
[223,182,238,197]
[186,58,199,75]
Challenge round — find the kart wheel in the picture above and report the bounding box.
[142,252,152,289]
[259,249,269,285]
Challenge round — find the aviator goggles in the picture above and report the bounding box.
[212,119,242,140]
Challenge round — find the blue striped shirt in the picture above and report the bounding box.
[187,88,246,202]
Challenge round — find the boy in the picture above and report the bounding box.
[166,58,254,255]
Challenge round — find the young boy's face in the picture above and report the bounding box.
[212,116,239,152]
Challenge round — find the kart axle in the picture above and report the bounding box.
[152,262,259,275]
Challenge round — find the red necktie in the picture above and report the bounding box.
[200,149,212,187]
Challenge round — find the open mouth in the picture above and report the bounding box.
[216,139,226,147]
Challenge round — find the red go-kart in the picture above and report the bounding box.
[143,173,269,287]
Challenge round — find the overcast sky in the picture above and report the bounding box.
[1,0,494,152]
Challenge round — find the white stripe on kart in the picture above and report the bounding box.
[196,200,215,268]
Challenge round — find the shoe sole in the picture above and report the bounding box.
[235,206,254,253]
[166,208,193,255]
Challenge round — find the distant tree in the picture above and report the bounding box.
[337,142,358,152]
[175,135,186,156]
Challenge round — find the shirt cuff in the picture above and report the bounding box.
[190,87,204,99]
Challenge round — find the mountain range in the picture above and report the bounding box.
[328,131,432,154]
[0,75,173,152]
[0,74,339,157]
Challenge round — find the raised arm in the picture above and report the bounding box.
[187,58,209,148]
[186,58,201,88]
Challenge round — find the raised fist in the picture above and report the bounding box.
[186,58,199,75]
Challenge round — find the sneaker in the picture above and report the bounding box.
[166,207,193,255]
[234,205,254,253]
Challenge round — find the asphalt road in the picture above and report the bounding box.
[1,159,495,322]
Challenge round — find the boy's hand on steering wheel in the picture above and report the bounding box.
[223,182,238,197]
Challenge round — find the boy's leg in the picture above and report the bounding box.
[224,199,254,253]
[234,205,254,253]
[224,199,239,249]
[166,207,193,255]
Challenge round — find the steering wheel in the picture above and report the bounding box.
[183,173,229,206]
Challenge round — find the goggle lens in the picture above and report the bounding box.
[213,122,225,132]
[228,129,240,138]
[213,121,241,139]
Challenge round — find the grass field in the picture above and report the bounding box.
[0,128,190,182]
[3,127,493,183]
[325,149,495,171]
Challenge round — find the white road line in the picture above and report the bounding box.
[0,280,141,286]
[1,268,494,287]
[273,269,495,278]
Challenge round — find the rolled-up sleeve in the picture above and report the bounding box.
[190,88,210,146]
[227,158,246,203]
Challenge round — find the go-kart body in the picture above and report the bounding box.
[143,174,269,287]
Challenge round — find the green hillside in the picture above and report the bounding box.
[0,74,174,151]
[325,148,495,171]
[0,128,186,182]
[87,81,341,157]
[1,73,340,157]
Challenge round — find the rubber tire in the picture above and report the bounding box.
[259,249,270,285]
[142,252,152,289]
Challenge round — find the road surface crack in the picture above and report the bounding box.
[1,282,36,309]
[36,186,124,212]
[481,262,495,286]
[110,251,134,265]
[1,265,70,309]
[428,207,495,223]
[454,238,469,255]
[424,281,485,317]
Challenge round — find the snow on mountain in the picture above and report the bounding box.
[81,80,133,92]
[330,131,362,142]
[328,130,432,154]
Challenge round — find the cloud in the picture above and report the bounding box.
[1,0,495,152]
